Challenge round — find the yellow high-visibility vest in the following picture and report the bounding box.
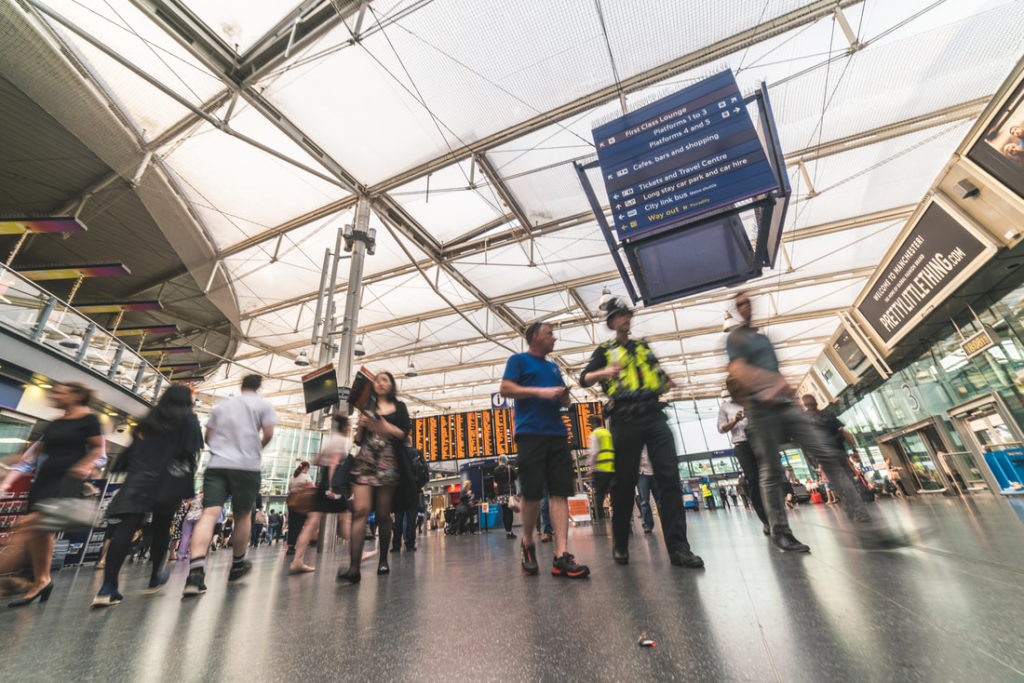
[600,339,666,397]
[592,427,615,473]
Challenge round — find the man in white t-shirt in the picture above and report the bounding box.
[184,374,277,596]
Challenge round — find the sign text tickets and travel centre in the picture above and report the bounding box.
[856,201,995,347]
[592,70,778,240]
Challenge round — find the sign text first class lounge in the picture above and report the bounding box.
[592,70,778,239]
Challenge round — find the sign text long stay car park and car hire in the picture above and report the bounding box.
[592,70,779,240]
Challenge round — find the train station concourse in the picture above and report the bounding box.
[3,1,1024,680]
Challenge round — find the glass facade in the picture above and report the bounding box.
[195,419,324,497]
[837,279,1024,476]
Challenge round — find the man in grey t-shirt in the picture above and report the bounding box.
[184,375,277,596]
[726,292,904,552]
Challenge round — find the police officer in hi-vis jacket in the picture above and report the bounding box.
[580,298,703,569]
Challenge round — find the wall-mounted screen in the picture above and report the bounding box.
[967,78,1024,201]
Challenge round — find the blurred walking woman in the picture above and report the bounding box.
[0,382,104,607]
[92,384,202,607]
[339,371,410,583]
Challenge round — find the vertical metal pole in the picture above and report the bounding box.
[336,197,371,388]
[320,206,372,554]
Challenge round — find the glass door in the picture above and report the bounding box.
[895,432,946,492]
[949,392,1024,494]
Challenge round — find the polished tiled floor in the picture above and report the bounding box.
[4,495,1024,682]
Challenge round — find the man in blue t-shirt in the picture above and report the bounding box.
[500,322,590,579]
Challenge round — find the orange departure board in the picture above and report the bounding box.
[479,410,495,458]
[438,415,452,460]
[493,408,515,455]
[409,402,602,459]
[465,411,481,459]
[574,402,604,447]
[451,413,468,460]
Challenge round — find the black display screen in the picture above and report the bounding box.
[626,212,755,304]
[302,367,339,414]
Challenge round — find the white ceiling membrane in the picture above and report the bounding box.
[23,0,1024,422]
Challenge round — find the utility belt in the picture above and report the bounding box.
[606,394,663,419]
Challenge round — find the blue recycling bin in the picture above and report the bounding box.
[479,504,501,530]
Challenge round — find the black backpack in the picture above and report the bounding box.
[408,447,429,488]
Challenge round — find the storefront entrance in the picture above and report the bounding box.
[877,416,960,494]
[948,392,1024,494]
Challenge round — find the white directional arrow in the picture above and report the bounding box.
[612,193,620,200]
[615,204,622,210]
[607,174,614,180]
[733,107,741,114]
[618,214,625,220]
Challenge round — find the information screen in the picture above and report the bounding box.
[967,78,1024,201]
[592,70,778,240]
[626,212,755,303]
[410,403,603,460]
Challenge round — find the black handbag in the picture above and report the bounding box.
[330,454,355,497]
[151,452,196,508]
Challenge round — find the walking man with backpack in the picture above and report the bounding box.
[392,439,428,552]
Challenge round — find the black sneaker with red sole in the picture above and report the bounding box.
[552,552,590,579]
[521,542,538,575]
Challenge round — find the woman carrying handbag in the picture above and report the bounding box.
[493,455,519,539]
[0,382,105,608]
[91,385,203,607]
[289,413,352,574]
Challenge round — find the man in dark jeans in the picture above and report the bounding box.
[393,442,425,551]
[718,396,769,535]
[726,292,903,551]
[581,298,703,569]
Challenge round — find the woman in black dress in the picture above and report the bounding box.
[1,382,105,607]
[339,371,411,583]
[289,413,351,574]
[92,384,202,607]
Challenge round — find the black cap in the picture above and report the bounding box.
[603,297,632,328]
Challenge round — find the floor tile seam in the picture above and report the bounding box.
[805,553,1024,677]
[730,533,784,683]
[799,520,1024,577]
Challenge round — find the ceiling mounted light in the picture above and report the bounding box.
[353,338,366,357]
[295,350,310,367]
[406,360,418,378]
[598,286,612,309]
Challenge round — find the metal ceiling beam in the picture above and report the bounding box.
[213,92,959,271]
[129,0,365,195]
[230,264,870,363]
[238,197,887,323]
[367,0,864,194]
[239,337,827,400]
[786,97,989,166]
[782,204,913,242]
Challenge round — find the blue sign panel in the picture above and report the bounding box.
[592,70,779,239]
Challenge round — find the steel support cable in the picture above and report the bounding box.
[378,219,518,355]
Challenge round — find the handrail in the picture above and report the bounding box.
[0,264,165,403]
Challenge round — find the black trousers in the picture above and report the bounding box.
[104,510,173,589]
[609,409,689,553]
[392,507,418,548]
[286,507,306,548]
[732,440,768,526]
[592,471,614,519]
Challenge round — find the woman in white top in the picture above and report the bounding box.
[285,462,313,554]
[289,413,351,573]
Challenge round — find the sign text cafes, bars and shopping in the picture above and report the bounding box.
[410,403,604,461]
[856,201,994,347]
[592,70,779,240]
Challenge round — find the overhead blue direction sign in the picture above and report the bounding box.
[592,70,779,239]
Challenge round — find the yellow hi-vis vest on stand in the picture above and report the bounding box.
[600,338,667,397]
[592,427,615,473]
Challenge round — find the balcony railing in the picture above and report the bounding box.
[0,265,168,403]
